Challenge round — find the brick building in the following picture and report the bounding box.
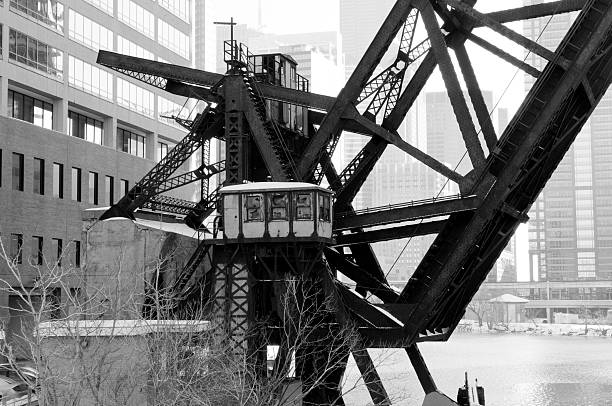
[0,0,194,339]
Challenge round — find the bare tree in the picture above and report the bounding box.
[0,239,398,406]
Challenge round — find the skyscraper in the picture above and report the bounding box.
[425,90,494,175]
[339,0,395,70]
[0,0,194,325]
[524,4,611,282]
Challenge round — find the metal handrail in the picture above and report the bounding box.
[335,194,470,218]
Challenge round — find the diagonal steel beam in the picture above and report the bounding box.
[440,0,567,66]
[484,0,586,25]
[297,0,415,179]
[454,43,498,151]
[398,1,612,344]
[421,2,486,169]
[467,33,541,78]
[334,220,447,246]
[344,106,464,184]
[353,349,391,405]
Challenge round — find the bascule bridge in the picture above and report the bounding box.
[90,0,612,404]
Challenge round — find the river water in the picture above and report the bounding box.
[342,334,612,405]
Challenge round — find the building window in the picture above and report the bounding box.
[71,167,81,202]
[9,0,64,32]
[159,0,190,22]
[117,78,154,117]
[120,179,129,199]
[8,29,63,78]
[118,0,155,39]
[32,236,43,266]
[52,238,62,266]
[117,36,154,60]
[8,89,53,130]
[83,0,113,15]
[157,142,168,162]
[270,193,288,220]
[12,152,24,191]
[33,157,44,195]
[295,193,312,220]
[245,194,264,222]
[68,56,113,100]
[318,194,331,222]
[88,172,99,205]
[53,162,64,199]
[10,234,23,264]
[73,240,81,267]
[68,9,112,51]
[119,128,146,158]
[158,19,190,59]
[68,111,103,145]
[105,176,114,205]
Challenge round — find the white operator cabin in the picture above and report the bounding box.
[220,183,333,242]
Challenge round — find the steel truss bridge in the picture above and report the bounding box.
[97,0,612,404]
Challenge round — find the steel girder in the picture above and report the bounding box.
[397,0,612,344]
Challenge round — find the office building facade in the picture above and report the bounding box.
[525,3,612,282]
[0,0,194,323]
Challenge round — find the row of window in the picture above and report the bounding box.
[244,193,332,223]
[158,18,190,59]
[117,78,155,117]
[7,91,175,161]
[117,36,154,60]
[3,149,130,206]
[11,2,190,60]
[118,0,155,39]
[8,28,63,79]
[68,9,113,51]
[159,0,190,22]
[119,128,146,158]
[68,111,103,145]
[8,233,79,268]
[8,89,53,130]
[68,55,114,101]
[10,0,64,32]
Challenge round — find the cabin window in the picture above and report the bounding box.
[319,194,331,222]
[270,193,288,220]
[295,193,312,220]
[245,194,264,222]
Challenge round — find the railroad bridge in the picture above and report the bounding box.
[92,0,612,404]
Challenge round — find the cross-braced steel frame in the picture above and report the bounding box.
[97,0,612,403]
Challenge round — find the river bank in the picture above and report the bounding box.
[457,320,612,336]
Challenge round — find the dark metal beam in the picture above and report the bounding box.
[297,0,415,178]
[165,80,223,104]
[467,33,541,78]
[324,247,398,304]
[454,43,498,152]
[406,345,437,394]
[441,0,565,65]
[344,106,464,184]
[334,195,479,231]
[384,51,437,129]
[97,51,224,87]
[421,2,486,169]
[97,51,335,111]
[484,0,586,25]
[398,1,612,344]
[334,220,446,247]
[352,349,392,405]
